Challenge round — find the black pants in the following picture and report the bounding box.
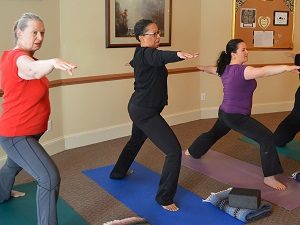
[189,109,283,177]
[274,86,300,147]
[110,103,182,206]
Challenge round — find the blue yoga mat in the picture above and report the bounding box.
[0,182,88,225]
[239,136,300,162]
[83,162,244,225]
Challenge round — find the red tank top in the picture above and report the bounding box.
[0,49,50,136]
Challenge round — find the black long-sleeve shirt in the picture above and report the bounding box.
[129,46,182,108]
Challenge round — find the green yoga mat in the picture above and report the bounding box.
[239,136,300,162]
[0,182,89,225]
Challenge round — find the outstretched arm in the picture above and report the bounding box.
[197,65,218,75]
[17,55,77,80]
[143,48,198,66]
[177,52,199,59]
[244,65,300,80]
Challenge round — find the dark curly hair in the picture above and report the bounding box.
[134,19,153,42]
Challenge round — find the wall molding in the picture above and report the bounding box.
[42,136,66,155]
[0,64,292,96]
[1,66,199,97]
[198,100,294,119]
[252,101,293,114]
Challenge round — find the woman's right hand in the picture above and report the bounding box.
[196,65,218,75]
[286,65,300,73]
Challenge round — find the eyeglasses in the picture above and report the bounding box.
[143,30,160,37]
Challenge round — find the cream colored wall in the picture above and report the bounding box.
[0,0,61,77]
[0,0,61,159]
[199,0,300,116]
[58,0,201,139]
[1,0,300,159]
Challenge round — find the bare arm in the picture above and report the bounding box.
[197,65,218,75]
[244,65,300,80]
[17,55,77,80]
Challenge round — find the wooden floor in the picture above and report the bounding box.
[15,112,300,225]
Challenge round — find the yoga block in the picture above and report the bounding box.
[228,187,261,209]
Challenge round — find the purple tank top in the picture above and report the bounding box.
[219,64,257,115]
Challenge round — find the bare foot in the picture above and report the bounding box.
[264,176,286,190]
[11,190,26,198]
[162,203,179,211]
[185,149,190,156]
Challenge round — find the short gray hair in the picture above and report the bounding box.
[13,13,43,42]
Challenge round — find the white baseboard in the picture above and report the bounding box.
[197,101,293,119]
[164,109,202,125]
[64,109,203,150]
[251,101,293,114]
[64,122,133,150]
[0,101,293,167]
[199,106,218,119]
[42,137,66,156]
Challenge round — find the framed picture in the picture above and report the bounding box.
[273,11,289,26]
[105,0,172,48]
[240,8,256,28]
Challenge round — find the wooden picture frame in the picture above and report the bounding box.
[106,0,172,48]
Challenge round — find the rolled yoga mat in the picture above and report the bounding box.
[0,182,89,225]
[182,150,300,210]
[83,162,244,225]
[239,136,300,162]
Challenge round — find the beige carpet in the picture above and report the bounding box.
[14,112,300,225]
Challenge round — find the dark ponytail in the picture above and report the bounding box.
[216,51,230,76]
[216,38,244,76]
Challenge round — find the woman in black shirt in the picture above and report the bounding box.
[110,19,198,211]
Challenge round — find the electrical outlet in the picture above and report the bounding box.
[200,93,206,101]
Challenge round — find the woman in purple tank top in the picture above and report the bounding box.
[186,39,299,190]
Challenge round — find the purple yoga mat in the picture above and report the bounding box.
[182,150,300,210]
